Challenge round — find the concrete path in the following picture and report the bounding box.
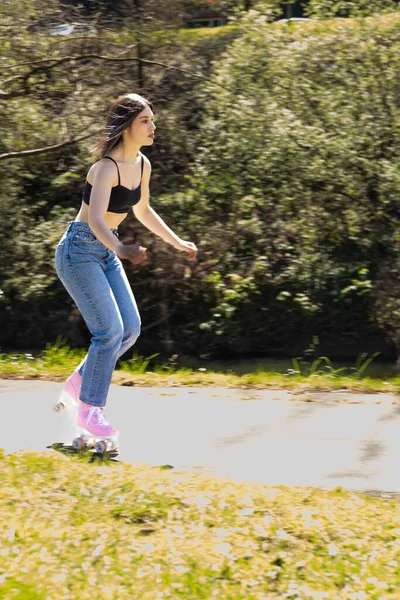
[2,379,400,495]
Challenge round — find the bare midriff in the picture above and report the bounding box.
[74,202,128,230]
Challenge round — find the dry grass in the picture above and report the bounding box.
[1,448,400,599]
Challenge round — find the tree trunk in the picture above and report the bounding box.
[286,2,293,19]
[133,0,145,89]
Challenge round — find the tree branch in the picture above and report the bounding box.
[141,308,177,332]
[5,44,137,71]
[0,129,100,161]
[0,53,225,99]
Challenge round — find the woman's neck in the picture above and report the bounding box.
[113,141,141,164]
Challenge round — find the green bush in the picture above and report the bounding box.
[176,5,400,355]
[305,0,399,19]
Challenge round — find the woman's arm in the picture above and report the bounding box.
[135,206,183,248]
[88,160,124,252]
[133,159,182,248]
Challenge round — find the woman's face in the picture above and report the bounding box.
[126,106,156,146]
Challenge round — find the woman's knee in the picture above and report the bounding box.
[124,320,141,347]
[95,321,124,349]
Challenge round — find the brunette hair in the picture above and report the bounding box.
[92,93,154,162]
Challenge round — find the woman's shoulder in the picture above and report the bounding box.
[140,152,152,172]
[86,158,119,185]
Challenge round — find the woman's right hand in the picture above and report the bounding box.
[117,242,147,264]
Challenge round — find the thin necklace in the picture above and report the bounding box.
[115,154,140,165]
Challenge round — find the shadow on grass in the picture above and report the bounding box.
[48,442,175,471]
[48,441,121,464]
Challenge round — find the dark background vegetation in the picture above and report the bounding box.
[2,0,400,363]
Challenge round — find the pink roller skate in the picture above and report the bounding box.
[72,400,119,455]
[52,370,82,413]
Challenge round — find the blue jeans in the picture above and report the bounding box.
[54,221,141,407]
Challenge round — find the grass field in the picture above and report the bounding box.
[1,341,400,394]
[1,449,400,599]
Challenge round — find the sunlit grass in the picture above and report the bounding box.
[177,23,239,40]
[1,448,400,599]
[272,10,400,33]
[1,339,400,394]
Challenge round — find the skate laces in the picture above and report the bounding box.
[88,406,109,427]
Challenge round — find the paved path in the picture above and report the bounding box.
[2,379,400,495]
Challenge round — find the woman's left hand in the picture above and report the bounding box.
[175,239,198,262]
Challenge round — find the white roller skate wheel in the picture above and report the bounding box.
[95,440,107,454]
[52,401,66,413]
[110,441,118,452]
[72,437,85,451]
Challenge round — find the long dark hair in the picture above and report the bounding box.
[92,93,154,162]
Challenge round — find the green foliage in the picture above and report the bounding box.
[2,0,400,360]
[0,1,236,351]
[287,337,381,377]
[352,351,381,377]
[305,0,399,19]
[119,352,160,374]
[41,336,86,369]
[0,579,46,600]
[177,3,400,354]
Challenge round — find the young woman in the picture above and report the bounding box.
[54,93,197,442]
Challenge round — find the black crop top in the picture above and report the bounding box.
[82,155,144,214]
